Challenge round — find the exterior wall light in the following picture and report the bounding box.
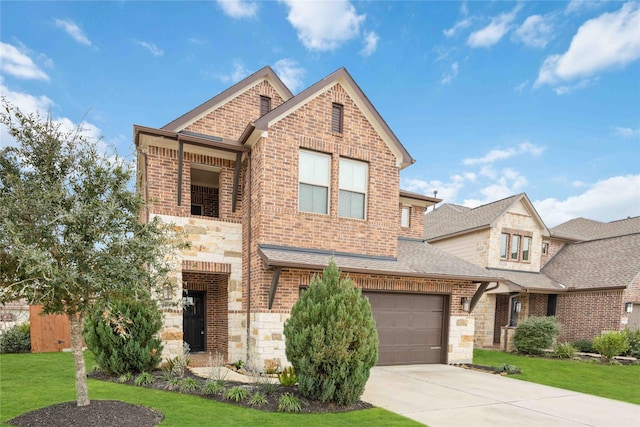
[461,297,471,312]
[625,302,634,313]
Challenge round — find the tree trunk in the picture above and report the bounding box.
[69,313,90,407]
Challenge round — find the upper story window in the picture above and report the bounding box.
[190,166,220,218]
[401,206,411,228]
[339,158,368,219]
[299,150,330,214]
[542,242,549,254]
[500,229,533,262]
[332,103,343,133]
[260,96,271,117]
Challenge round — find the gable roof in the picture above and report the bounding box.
[162,66,293,132]
[486,268,564,292]
[542,233,640,290]
[550,216,640,241]
[258,238,501,283]
[425,193,551,241]
[238,67,415,169]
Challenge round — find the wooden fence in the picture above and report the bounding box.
[29,305,71,352]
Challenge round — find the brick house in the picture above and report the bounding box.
[134,66,500,368]
[424,194,640,349]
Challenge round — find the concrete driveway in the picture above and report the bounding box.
[362,364,640,427]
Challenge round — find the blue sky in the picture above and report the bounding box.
[1,0,638,227]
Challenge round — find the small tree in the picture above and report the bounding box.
[513,316,561,355]
[84,298,163,375]
[283,260,378,406]
[0,101,183,406]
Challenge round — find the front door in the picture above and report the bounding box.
[183,291,205,352]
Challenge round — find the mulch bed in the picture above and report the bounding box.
[8,370,372,426]
[7,400,163,427]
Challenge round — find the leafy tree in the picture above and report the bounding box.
[283,259,378,406]
[0,100,182,406]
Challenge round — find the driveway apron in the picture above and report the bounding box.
[362,364,640,427]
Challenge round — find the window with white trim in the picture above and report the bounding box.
[299,150,330,214]
[339,158,368,219]
[500,229,533,262]
[522,236,531,261]
[510,235,521,260]
[500,233,509,259]
[401,206,411,228]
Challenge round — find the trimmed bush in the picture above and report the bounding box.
[513,316,561,355]
[572,339,595,353]
[621,329,640,359]
[0,323,31,354]
[283,260,379,406]
[84,299,163,375]
[593,331,630,361]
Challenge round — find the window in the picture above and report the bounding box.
[501,229,533,262]
[332,103,343,133]
[190,204,203,216]
[500,233,509,259]
[542,242,549,255]
[299,150,330,214]
[401,206,411,228]
[522,237,531,261]
[339,158,367,219]
[260,96,271,116]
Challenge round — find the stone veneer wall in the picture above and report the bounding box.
[154,214,243,361]
[473,293,496,348]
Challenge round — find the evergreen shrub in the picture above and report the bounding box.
[84,299,163,375]
[0,323,31,354]
[513,316,561,355]
[283,259,378,406]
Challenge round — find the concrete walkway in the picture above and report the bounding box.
[362,365,640,427]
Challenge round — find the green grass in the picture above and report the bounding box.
[474,349,640,404]
[0,352,420,426]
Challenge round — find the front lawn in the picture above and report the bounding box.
[474,349,640,404]
[0,352,419,426]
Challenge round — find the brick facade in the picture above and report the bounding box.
[556,290,624,342]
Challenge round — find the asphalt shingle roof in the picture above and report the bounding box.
[424,194,521,241]
[542,233,640,290]
[550,217,640,241]
[487,268,564,291]
[258,238,501,282]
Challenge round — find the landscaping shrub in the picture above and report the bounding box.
[621,329,640,358]
[496,363,522,374]
[553,342,577,359]
[572,339,595,353]
[283,260,379,406]
[84,299,163,375]
[593,331,630,361]
[0,323,30,354]
[278,366,297,386]
[513,316,561,355]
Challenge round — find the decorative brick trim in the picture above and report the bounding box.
[182,260,232,273]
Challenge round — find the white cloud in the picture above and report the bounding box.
[614,127,640,138]
[217,61,250,84]
[514,80,529,93]
[572,180,587,187]
[54,18,92,46]
[565,0,607,15]
[534,175,640,227]
[360,31,379,56]
[134,40,164,57]
[440,62,459,85]
[443,18,471,38]
[467,5,521,48]
[280,0,365,51]
[463,168,528,207]
[216,0,258,19]
[536,3,640,88]
[273,58,305,93]
[0,81,102,149]
[463,142,545,166]
[0,42,49,81]
[515,15,553,48]
[402,176,465,204]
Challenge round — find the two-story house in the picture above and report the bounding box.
[134,66,500,368]
[425,194,640,350]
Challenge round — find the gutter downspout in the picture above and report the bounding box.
[246,153,252,362]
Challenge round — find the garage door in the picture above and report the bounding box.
[364,292,446,365]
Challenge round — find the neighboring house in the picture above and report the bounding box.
[134,66,500,368]
[541,217,640,338]
[424,194,551,349]
[0,300,29,333]
[425,195,640,349]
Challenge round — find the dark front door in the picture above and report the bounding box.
[183,291,205,352]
